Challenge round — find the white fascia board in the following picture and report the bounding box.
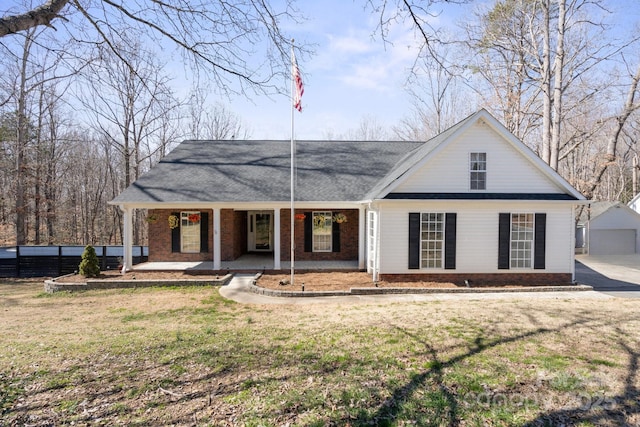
[372,198,588,206]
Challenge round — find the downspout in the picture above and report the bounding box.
[358,206,365,270]
[586,203,591,256]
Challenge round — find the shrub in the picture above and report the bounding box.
[79,245,100,277]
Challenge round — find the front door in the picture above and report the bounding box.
[248,211,273,252]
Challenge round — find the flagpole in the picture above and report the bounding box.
[290,39,296,287]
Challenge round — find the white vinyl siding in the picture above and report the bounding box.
[180,211,201,253]
[376,201,573,274]
[395,122,561,194]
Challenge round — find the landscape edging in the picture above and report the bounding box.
[247,282,594,298]
[44,273,233,293]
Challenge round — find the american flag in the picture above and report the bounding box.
[292,50,304,112]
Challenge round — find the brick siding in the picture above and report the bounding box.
[279,209,359,261]
[148,208,360,263]
[147,209,213,262]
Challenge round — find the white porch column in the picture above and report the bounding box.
[274,208,281,270]
[121,206,133,273]
[373,209,381,283]
[213,208,221,270]
[358,206,365,270]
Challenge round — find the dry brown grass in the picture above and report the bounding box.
[1,279,639,426]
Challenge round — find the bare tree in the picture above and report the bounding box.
[464,0,637,173]
[186,90,250,140]
[397,43,476,141]
[365,0,471,70]
[77,38,181,244]
[1,0,302,95]
[581,62,640,200]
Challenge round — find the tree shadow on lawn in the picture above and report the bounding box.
[353,313,639,426]
[523,327,639,427]
[3,306,639,426]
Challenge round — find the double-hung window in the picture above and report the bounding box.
[180,211,201,253]
[470,152,487,190]
[312,211,332,252]
[510,213,534,268]
[420,213,444,269]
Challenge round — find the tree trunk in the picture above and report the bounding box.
[0,0,70,36]
[550,0,566,171]
[15,33,33,245]
[541,0,552,165]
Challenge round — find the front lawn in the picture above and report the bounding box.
[1,281,638,426]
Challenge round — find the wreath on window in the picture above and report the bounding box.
[188,213,200,223]
[168,215,179,229]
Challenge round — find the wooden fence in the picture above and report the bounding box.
[0,246,148,278]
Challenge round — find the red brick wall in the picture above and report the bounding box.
[280,208,359,261]
[220,209,247,261]
[234,211,247,259]
[148,208,360,263]
[147,209,213,262]
[379,273,573,286]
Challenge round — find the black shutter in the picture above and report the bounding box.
[498,213,510,269]
[304,212,312,252]
[534,213,546,269]
[444,213,457,270]
[171,212,180,253]
[408,212,420,269]
[332,216,341,252]
[200,212,209,253]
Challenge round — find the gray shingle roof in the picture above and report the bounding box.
[111,139,424,204]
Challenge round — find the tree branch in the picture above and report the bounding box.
[0,0,69,37]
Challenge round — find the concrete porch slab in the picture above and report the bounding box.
[133,254,359,272]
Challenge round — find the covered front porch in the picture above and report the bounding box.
[118,204,366,272]
[133,253,359,272]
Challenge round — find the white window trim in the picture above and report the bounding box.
[510,213,534,269]
[420,212,444,269]
[469,152,487,191]
[312,211,332,252]
[180,211,201,253]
